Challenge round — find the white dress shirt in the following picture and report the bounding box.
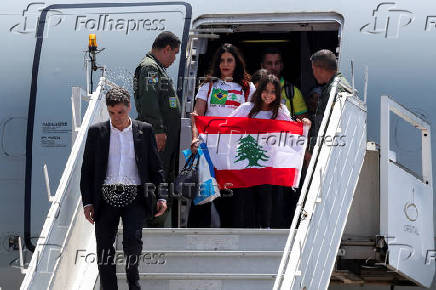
[104,118,141,185]
[83,118,165,208]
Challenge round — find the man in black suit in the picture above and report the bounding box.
[80,87,167,290]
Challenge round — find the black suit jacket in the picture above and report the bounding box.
[80,119,165,220]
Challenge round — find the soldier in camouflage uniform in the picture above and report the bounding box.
[134,31,181,227]
[309,49,352,153]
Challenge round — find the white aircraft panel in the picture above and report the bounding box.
[28,1,190,243]
[384,162,435,287]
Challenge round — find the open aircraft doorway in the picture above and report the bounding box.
[23,0,191,261]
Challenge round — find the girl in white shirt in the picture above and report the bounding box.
[229,75,292,121]
[229,74,311,228]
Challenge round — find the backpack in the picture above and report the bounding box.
[283,81,296,118]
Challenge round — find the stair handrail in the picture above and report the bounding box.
[20,77,107,289]
[274,77,342,289]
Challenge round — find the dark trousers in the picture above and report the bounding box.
[187,200,221,228]
[188,186,298,229]
[271,186,298,228]
[147,128,179,228]
[214,189,239,228]
[188,189,230,228]
[187,202,212,228]
[95,197,146,290]
[231,185,273,228]
[216,185,297,228]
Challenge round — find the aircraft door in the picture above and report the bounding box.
[26,2,191,245]
[380,95,435,287]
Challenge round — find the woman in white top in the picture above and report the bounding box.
[230,74,311,228]
[188,43,255,228]
[191,43,255,147]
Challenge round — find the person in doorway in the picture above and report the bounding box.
[261,47,308,119]
[81,87,167,290]
[309,49,352,153]
[133,31,181,227]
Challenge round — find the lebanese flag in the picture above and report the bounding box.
[195,116,309,189]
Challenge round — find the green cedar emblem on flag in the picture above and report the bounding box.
[235,135,269,168]
[210,88,228,105]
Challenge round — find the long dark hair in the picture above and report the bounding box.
[249,74,282,119]
[206,43,250,91]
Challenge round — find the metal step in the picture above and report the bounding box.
[114,250,283,274]
[116,228,290,251]
[116,273,276,290]
[113,228,288,289]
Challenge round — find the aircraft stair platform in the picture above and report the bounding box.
[108,228,288,290]
[19,75,434,289]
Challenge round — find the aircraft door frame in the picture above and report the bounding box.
[24,2,192,251]
[380,95,435,287]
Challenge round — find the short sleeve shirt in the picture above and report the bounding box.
[196,80,256,117]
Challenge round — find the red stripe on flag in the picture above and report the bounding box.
[225,100,242,106]
[216,167,297,188]
[228,89,243,94]
[196,116,303,135]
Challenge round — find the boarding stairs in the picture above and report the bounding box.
[20,75,434,289]
[110,228,288,290]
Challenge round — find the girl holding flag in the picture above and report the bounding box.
[229,74,311,228]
